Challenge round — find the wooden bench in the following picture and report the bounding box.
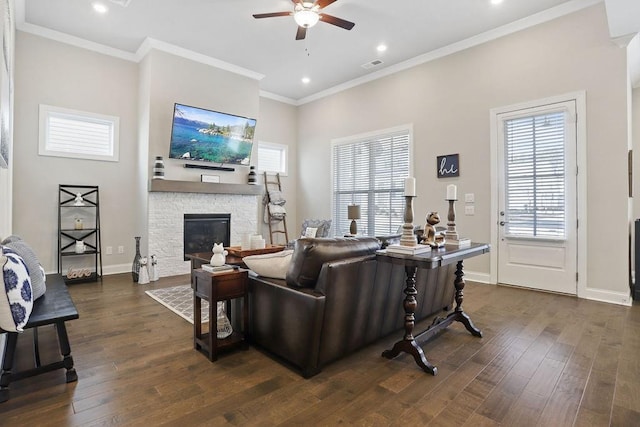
[0,274,79,402]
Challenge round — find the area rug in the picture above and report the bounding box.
[145,284,209,324]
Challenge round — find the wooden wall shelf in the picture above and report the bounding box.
[149,179,263,195]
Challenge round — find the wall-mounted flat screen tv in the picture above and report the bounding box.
[169,103,256,166]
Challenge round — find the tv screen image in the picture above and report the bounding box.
[169,103,256,166]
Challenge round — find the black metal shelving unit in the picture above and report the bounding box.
[58,185,102,284]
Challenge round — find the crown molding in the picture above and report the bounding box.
[14,0,263,82]
[14,0,603,105]
[15,0,137,62]
[259,90,297,106]
[296,0,602,105]
[135,38,264,81]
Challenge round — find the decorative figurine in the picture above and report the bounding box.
[210,243,228,267]
[150,254,159,281]
[422,212,446,248]
[138,256,150,284]
[74,240,86,254]
[73,193,85,206]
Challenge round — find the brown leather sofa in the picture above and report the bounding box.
[248,237,456,377]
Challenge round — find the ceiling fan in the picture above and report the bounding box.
[253,0,355,40]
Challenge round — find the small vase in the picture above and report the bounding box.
[153,156,165,179]
[248,166,257,185]
[132,236,142,282]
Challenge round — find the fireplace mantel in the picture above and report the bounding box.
[149,179,263,195]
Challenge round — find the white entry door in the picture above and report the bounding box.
[497,100,578,295]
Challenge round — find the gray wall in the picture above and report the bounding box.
[11,32,297,273]
[296,4,631,301]
[256,97,298,242]
[13,31,140,274]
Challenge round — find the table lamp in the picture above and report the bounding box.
[348,204,361,235]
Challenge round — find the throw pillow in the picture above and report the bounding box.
[243,249,294,279]
[0,250,34,332]
[302,227,318,238]
[300,219,332,238]
[1,237,47,300]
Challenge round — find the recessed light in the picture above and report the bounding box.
[377,44,387,53]
[491,0,503,5]
[302,77,310,84]
[92,2,109,14]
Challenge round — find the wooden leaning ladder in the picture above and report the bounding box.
[264,172,289,245]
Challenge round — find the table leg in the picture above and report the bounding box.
[194,294,202,350]
[452,260,482,337]
[382,265,437,375]
[209,296,216,361]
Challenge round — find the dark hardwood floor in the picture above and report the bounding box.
[1,273,640,426]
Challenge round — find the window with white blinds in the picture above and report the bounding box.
[504,111,566,238]
[257,141,287,175]
[39,104,119,162]
[332,129,410,237]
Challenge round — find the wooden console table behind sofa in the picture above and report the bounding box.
[377,242,490,375]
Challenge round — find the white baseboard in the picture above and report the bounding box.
[464,271,492,284]
[101,263,132,276]
[45,263,132,277]
[580,287,632,307]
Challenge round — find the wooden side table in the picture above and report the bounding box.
[192,268,249,361]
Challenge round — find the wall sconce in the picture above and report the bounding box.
[348,204,361,235]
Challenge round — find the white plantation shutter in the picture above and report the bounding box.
[39,105,119,162]
[332,129,410,236]
[504,111,566,238]
[257,141,287,175]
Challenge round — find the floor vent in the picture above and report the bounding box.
[361,59,384,70]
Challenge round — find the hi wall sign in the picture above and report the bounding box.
[437,154,459,178]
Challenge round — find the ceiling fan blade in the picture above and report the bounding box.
[253,12,292,19]
[295,26,307,40]
[319,13,355,30]
[316,0,337,9]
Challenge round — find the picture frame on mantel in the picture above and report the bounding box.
[437,154,459,178]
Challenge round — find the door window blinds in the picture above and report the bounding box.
[504,111,566,238]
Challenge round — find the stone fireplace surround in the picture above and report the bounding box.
[148,181,261,277]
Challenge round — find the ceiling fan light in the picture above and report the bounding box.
[294,9,320,28]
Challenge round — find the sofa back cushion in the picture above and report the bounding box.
[286,237,381,289]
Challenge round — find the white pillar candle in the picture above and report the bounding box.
[446,184,457,200]
[404,177,416,197]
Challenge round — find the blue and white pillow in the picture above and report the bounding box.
[1,236,47,300]
[0,249,33,332]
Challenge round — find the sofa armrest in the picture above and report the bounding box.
[249,276,326,377]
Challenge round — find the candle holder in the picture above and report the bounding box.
[400,196,418,247]
[444,199,471,246]
[444,199,459,241]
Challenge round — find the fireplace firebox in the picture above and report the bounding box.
[183,214,230,260]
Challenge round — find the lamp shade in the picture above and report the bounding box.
[347,204,361,220]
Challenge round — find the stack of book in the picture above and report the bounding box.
[446,238,471,247]
[201,264,235,274]
[384,244,432,255]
